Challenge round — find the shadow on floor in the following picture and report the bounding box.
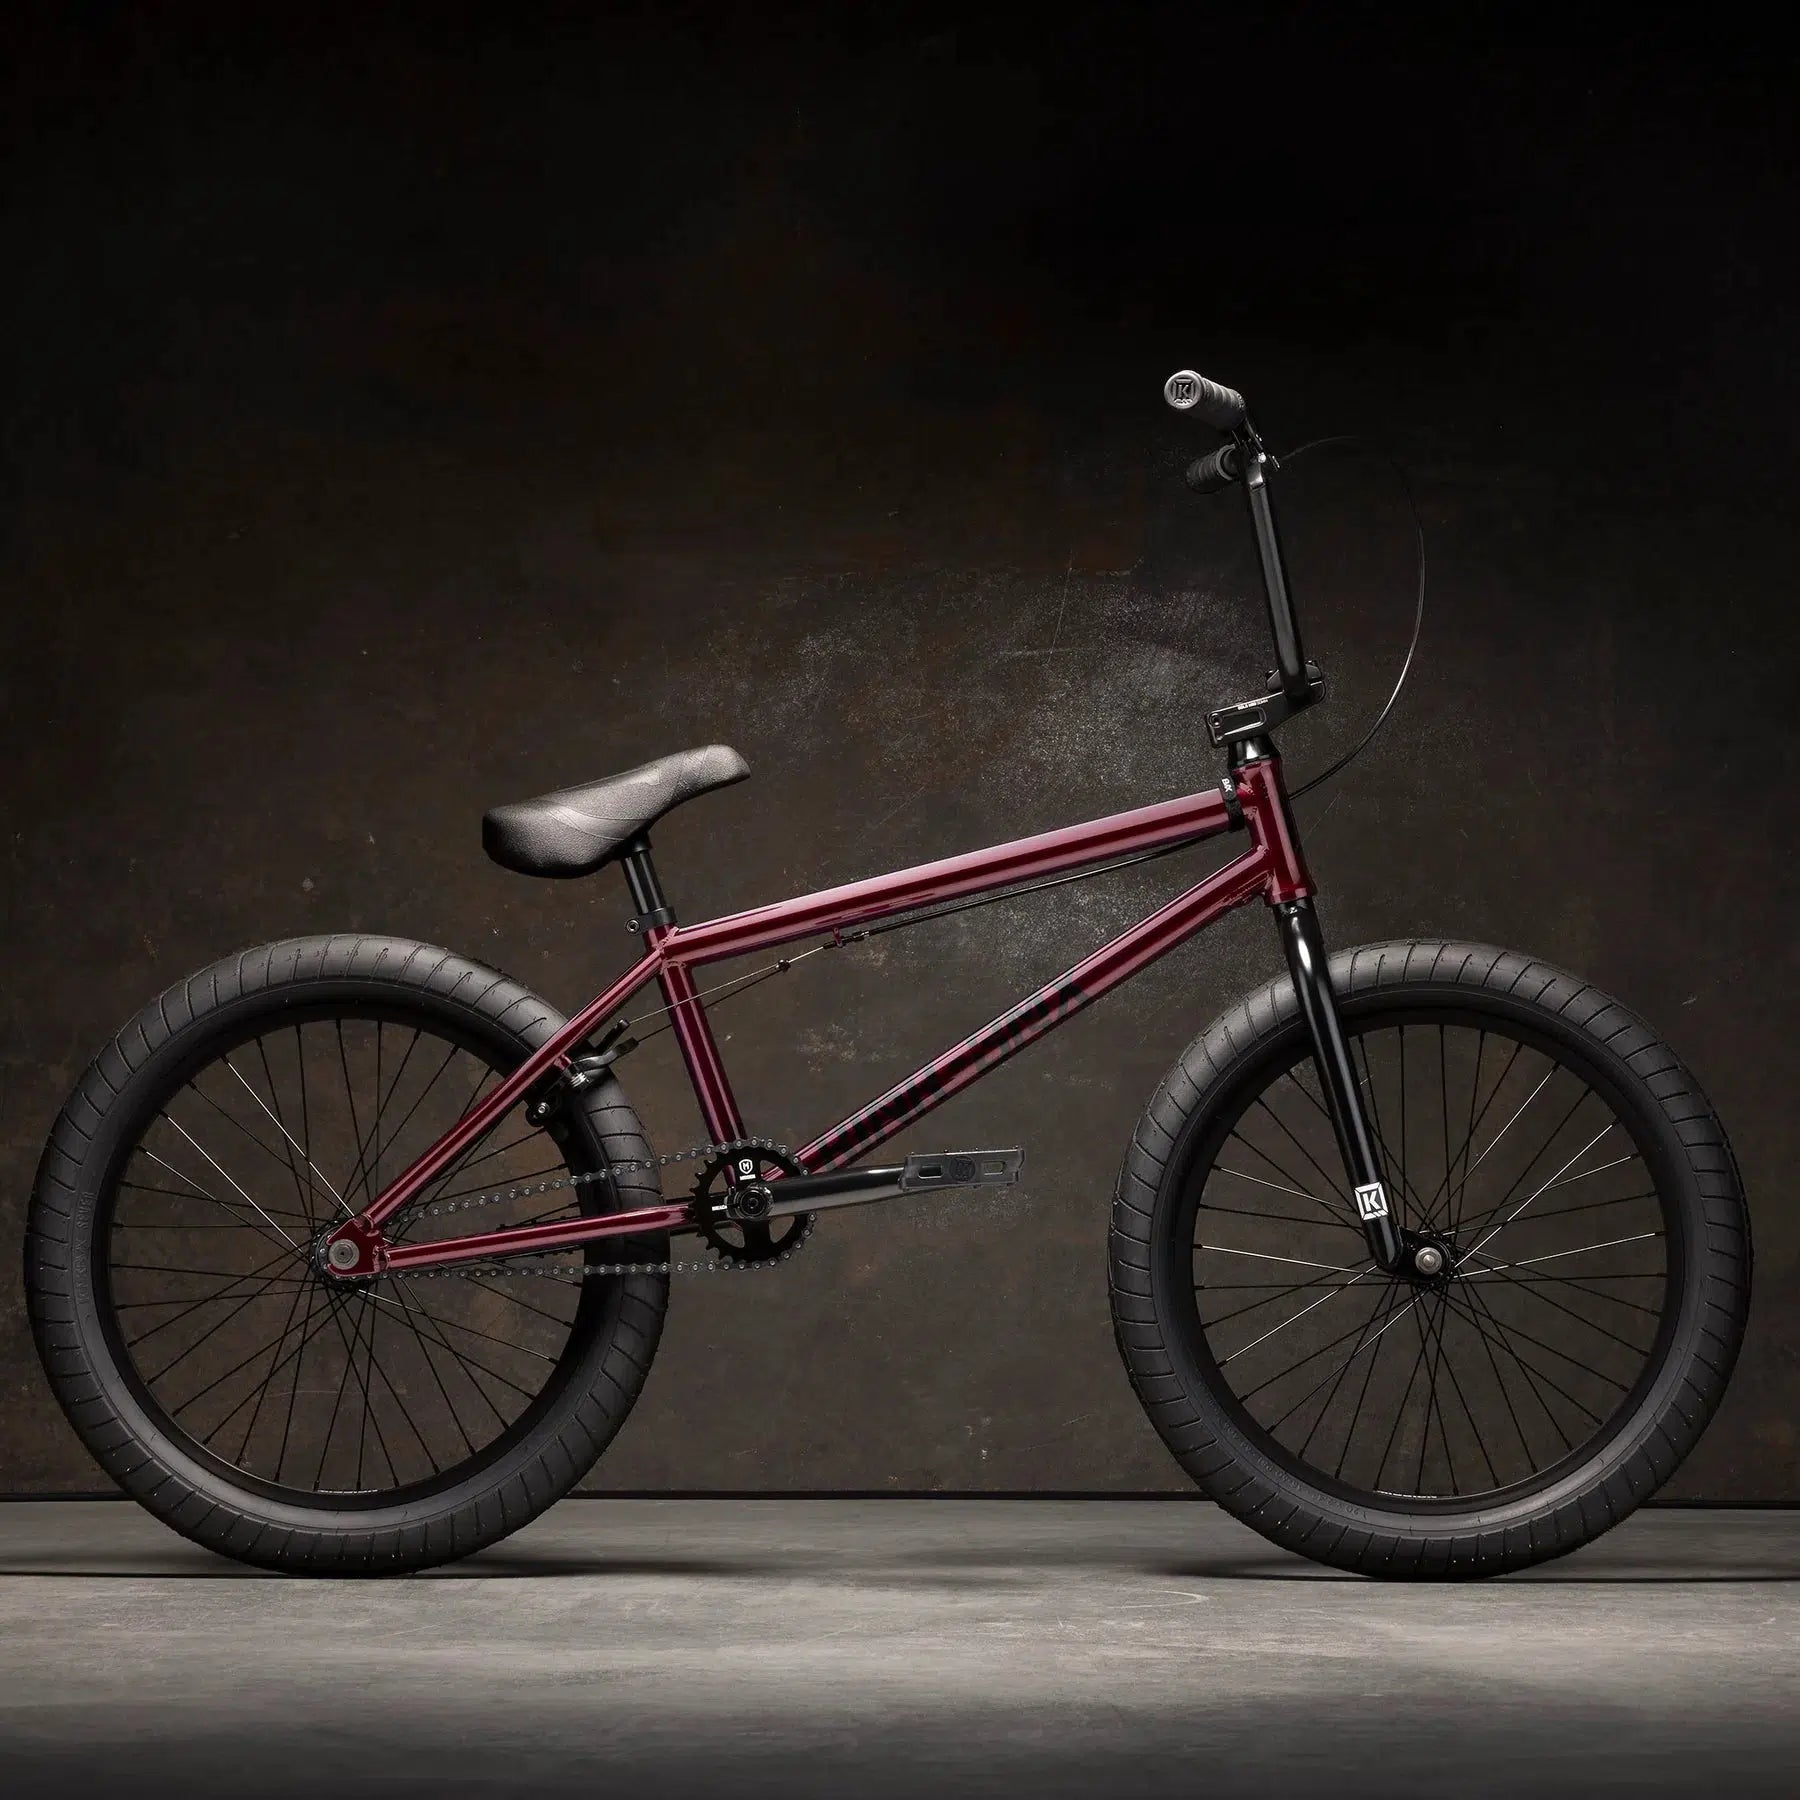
[3,1539,1797,1584]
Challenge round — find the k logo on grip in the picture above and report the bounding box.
[1164,369,1203,410]
[1354,1181,1390,1221]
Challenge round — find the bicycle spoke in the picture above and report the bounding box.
[335,1020,371,1207]
[1445,1283,1605,1430]
[1251,1094,1355,1220]
[123,1243,299,1350]
[1456,1112,1614,1267]
[1449,1029,1486,1234]
[221,1055,352,1219]
[1461,1230,1662,1278]
[153,1122,298,1249]
[133,1147,304,1241]
[1460,1265,1540,1472]
[1434,1292,1499,1492]
[410,1303,560,1366]
[1333,1277,1406,1481]
[1411,1048,1538,1223]
[177,1283,347,1430]
[202,1279,336,1474]
[1220,1129,1346,1223]
[1370,1310,1434,1492]
[1435,1027,1452,1233]
[1470,1187,1657,1231]
[457,1273,589,1332]
[336,1022,427,1215]
[391,1280,479,1461]
[351,1295,444,1479]
[1413,1291,1454,1496]
[1463,1263,1664,1318]
[309,1291,367,1488]
[1444,1283,1580,1452]
[229,1270,314,1468]
[251,1034,315,1231]
[1235,1296,1422,1406]
[320,1286,394,1491]
[354,1037,463,1204]
[392,1293,540,1403]
[275,1284,333,1484]
[1200,1244,1363,1273]
[1279,1278,1406,1450]
[1218,1265,1376,1367]
[1467,1257,1655,1358]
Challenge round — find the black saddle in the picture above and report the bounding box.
[482,745,749,878]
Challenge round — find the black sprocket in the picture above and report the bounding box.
[692,1143,816,1267]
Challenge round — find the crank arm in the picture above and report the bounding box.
[765,1149,1025,1219]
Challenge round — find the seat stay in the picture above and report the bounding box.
[343,949,667,1236]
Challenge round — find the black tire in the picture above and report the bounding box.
[1109,940,1751,1578]
[25,935,670,1574]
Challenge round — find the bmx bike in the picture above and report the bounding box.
[24,370,1751,1576]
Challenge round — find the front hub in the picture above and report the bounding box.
[1398,1230,1458,1288]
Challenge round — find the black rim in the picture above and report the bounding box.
[94,1002,624,1509]
[1167,1003,1682,1512]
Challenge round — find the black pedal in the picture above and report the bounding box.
[900,1149,1025,1191]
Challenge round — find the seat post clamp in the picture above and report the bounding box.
[626,906,677,934]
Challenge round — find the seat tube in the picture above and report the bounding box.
[1238,743,1404,1270]
[619,833,746,1145]
[656,958,747,1145]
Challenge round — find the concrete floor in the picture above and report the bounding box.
[0,1501,1794,1797]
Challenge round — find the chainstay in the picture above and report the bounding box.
[386,1137,810,1281]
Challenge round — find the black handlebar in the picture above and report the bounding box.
[1165,368,1320,730]
[1184,442,1241,495]
[1162,369,1247,432]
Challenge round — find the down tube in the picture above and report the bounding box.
[797,845,1271,1171]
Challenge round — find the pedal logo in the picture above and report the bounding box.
[1354,1181,1390,1221]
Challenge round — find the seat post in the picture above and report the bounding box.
[618,834,676,930]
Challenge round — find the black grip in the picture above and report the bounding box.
[1185,443,1242,495]
[1164,369,1247,431]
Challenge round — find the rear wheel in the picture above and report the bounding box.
[26,935,670,1574]
[1110,940,1750,1577]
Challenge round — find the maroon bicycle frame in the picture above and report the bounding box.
[323,755,1312,1278]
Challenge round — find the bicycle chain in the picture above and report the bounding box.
[386,1137,812,1282]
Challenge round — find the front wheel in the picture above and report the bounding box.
[1109,940,1750,1577]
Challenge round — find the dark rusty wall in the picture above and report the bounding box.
[3,10,1795,1495]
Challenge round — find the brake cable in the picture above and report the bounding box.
[1268,436,1428,801]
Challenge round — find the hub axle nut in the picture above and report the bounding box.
[326,1239,362,1272]
[1412,1244,1446,1277]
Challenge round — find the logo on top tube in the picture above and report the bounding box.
[820,974,1088,1167]
[1354,1181,1390,1221]
[1164,370,1203,410]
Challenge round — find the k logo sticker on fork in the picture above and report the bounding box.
[1354,1181,1390,1221]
